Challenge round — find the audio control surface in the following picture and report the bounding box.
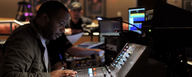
[76,43,147,77]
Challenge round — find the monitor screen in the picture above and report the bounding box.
[99,19,122,42]
[128,8,145,34]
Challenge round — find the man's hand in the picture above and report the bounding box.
[51,69,77,77]
[65,28,72,35]
[92,49,104,56]
[92,49,105,63]
[53,61,67,70]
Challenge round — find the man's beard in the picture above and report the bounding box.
[41,25,54,40]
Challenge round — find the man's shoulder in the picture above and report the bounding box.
[9,24,38,40]
[81,16,92,24]
[5,24,40,49]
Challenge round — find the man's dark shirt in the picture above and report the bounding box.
[47,34,72,69]
[67,17,92,31]
[70,18,84,30]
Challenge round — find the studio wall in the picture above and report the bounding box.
[0,0,17,18]
[0,0,184,20]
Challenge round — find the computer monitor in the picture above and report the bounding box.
[99,17,122,42]
[128,7,145,34]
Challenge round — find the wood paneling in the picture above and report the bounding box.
[0,0,17,18]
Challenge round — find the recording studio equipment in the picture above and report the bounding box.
[69,17,147,77]
[75,43,147,77]
[128,7,145,34]
[104,36,122,65]
[67,56,103,70]
[97,16,145,44]
[98,17,122,42]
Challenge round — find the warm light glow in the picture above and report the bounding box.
[97,17,103,20]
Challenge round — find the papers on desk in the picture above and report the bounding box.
[0,40,6,44]
[66,32,83,44]
[77,42,104,49]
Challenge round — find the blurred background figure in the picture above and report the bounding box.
[90,0,102,14]
[65,2,92,35]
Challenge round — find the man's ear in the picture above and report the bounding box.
[39,13,50,26]
[42,13,50,23]
[69,9,72,14]
[69,9,71,12]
